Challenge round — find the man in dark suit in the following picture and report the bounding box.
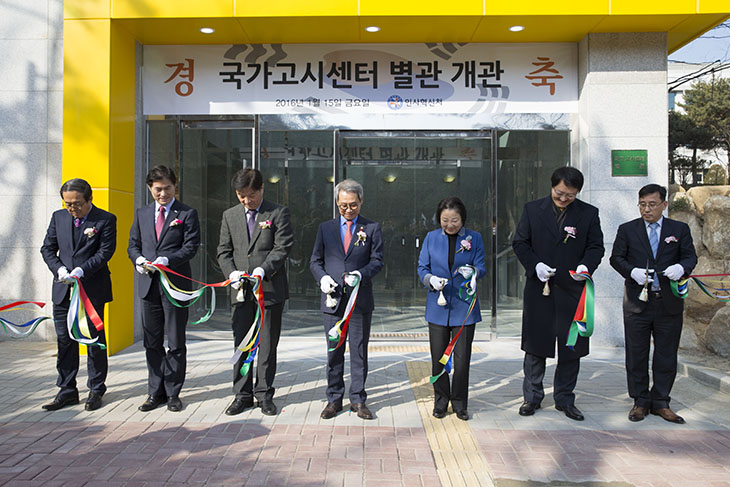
[310,179,384,420]
[512,167,604,421]
[40,178,116,411]
[217,168,294,416]
[610,184,697,424]
[128,165,200,412]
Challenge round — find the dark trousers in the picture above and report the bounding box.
[52,298,108,398]
[141,279,188,399]
[232,300,283,401]
[624,295,683,409]
[323,311,371,405]
[429,323,475,412]
[523,352,580,407]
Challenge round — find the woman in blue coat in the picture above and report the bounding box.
[417,197,487,420]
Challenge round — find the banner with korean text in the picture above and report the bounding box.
[143,43,577,115]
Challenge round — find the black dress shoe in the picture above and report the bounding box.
[257,399,278,416]
[518,401,540,416]
[225,397,254,416]
[85,392,103,411]
[320,402,343,419]
[167,396,183,412]
[556,404,585,421]
[42,394,79,411]
[432,408,447,419]
[455,410,469,421]
[138,395,167,412]
[350,402,373,420]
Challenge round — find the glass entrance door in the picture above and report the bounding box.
[336,131,494,335]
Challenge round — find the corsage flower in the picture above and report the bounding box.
[259,220,272,229]
[169,218,183,227]
[563,226,577,244]
[83,227,97,238]
[664,235,678,244]
[354,227,367,246]
[456,235,472,254]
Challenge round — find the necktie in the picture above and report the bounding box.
[649,222,659,290]
[343,220,353,254]
[247,209,257,239]
[156,206,166,240]
[74,218,81,227]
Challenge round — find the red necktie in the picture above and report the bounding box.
[343,220,353,254]
[156,206,166,240]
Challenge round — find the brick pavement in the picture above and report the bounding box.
[0,338,728,486]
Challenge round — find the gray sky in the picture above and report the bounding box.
[670,21,730,63]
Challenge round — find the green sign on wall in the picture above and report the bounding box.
[612,150,648,177]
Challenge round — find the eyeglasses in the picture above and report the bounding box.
[552,188,577,200]
[638,202,662,209]
[338,203,360,211]
[63,201,86,209]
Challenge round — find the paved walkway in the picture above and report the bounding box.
[0,337,729,487]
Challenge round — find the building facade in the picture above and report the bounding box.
[1,1,728,353]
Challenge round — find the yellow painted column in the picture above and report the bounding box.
[63,17,136,355]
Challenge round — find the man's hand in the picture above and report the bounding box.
[320,275,338,294]
[344,271,361,287]
[631,267,654,286]
[70,267,84,279]
[229,270,245,290]
[429,276,447,291]
[151,256,169,267]
[576,264,588,274]
[135,256,150,274]
[57,266,74,284]
[663,264,685,281]
[252,267,265,280]
[535,262,556,282]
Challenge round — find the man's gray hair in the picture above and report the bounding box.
[335,179,363,202]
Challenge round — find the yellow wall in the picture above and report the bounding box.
[63,1,728,354]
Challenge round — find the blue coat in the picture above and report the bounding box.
[417,227,487,327]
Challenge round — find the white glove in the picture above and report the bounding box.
[663,263,685,281]
[535,262,556,282]
[457,266,476,279]
[429,276,447,291]
[344,271,361,287]
[572,264,589,281]
[229,270,245,290]
[152,256,169,267]
[252,267,265,280]
[320,275,338,294]
[57,267,74,284]
[135,256,149,274]
[70,267,84,279]
[630,267,654,286]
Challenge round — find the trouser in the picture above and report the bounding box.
[522,352,580,407]
[232,300,283,401]
[323,312,371,405]
[53,299,108,398]
[429,323,475,411]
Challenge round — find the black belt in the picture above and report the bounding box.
[649,291,662,299]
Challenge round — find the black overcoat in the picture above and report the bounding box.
[512,196,605,359]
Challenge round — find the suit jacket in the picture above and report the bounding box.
[41,205,117,306]
[610,217,697,315]
[310,216,384,314]
[417,227,487,326]
[217,199,294,306]
[127,199,201,298]
[512,196,605,358]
